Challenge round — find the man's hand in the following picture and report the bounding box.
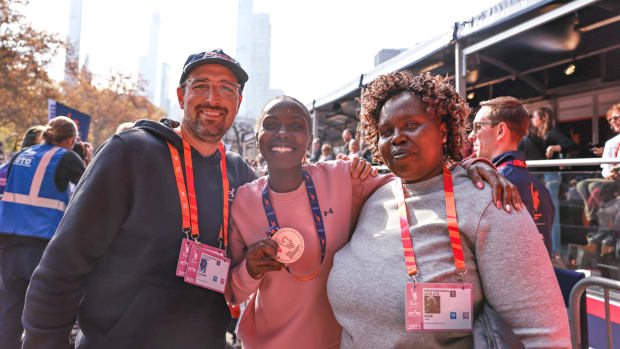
[337,153,378,180]
[466,161,523,213]
[245,238,285,279]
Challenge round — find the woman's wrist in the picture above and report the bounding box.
[246,260,264,280]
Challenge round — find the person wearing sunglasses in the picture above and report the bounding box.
[468,96,554,256]
[576,103,620,223]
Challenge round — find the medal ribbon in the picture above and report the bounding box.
[167,129,230,255]
[393,166,466,279]
[261,170,327,281]
[496,159,527,170]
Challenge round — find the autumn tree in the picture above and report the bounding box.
[59,63,165,147]
[0,0,164,152]
[0,0,63,149]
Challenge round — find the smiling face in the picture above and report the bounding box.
[177,64,242,144]
[258,98,311,172]
[378,91,446,183]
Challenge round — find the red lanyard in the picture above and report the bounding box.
[393,166,466,281]
[496,159,527,170]
[167,130,229,254]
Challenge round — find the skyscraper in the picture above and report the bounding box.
[138,13,160,103]
[160,63,171,115]
[64,0,83,82]
[235,0,280,121]
[250,14,271,96]
[236,0,253,69]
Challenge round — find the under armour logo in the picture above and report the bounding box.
[324,208,334,216]
[229,188,235,200]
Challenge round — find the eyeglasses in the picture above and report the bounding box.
[183,79,241,99]
[471,121,498,134]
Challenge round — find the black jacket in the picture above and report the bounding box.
[518,129,578,171]
[22,119,257,349]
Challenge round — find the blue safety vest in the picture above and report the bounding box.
[0,144,70,240]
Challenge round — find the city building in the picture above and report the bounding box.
[64,0,83,82]
[235,0,281,121]
[138,13,160,104]
[160,63,171,115]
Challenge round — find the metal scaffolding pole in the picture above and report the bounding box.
[593,94,600,145]
[312,101,319,139]
[454,41,466,98]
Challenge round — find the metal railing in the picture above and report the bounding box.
[374,157,620,172]
[569,276,620,349]
[526,157,620,168]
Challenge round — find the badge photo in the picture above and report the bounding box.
[184,244,231,294]
[406,283,473,332]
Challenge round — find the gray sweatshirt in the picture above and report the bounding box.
[327,166,570,349]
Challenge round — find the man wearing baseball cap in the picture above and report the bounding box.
[21,49,258,348]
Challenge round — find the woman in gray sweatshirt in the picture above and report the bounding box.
[327,71,570,348]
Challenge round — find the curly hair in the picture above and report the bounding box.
[358,71,471,166]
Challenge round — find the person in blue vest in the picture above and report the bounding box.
[468,96,554,255]
[0,116,91,349]
[0,125,46,196]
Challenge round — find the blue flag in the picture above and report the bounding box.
[48,99,92,141]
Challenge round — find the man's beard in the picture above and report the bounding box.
[185,105,230,143]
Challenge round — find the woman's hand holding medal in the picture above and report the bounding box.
[245,238,285,279]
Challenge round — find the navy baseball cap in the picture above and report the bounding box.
[180,49,249,91]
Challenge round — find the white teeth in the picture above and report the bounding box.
[198,110,221,116]
[272,146,293,153]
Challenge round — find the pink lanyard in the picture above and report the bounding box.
[393,166,467,281]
